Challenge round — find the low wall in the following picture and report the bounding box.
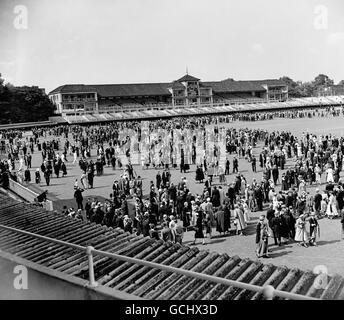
[8,179,54,211]
[0,251,141,300]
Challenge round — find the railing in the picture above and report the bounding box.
[62,99,96,103]
[0,223,318,300]
[8,180,53,211]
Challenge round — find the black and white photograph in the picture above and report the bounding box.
[0,0,344,308]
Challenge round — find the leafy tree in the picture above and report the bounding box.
[279,76,302,97]
[0,73,55,124]
[280,74,336,98]
[313,74,334,87]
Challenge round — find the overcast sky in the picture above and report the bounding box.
[0,0,344,92]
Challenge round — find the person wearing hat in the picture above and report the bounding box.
[298,179,307,197]
[233,204,246,236]
[294,214,309,247]
[326,191,338,219]
[326,164,334,184]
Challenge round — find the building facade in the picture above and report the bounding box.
[48,74,288,115]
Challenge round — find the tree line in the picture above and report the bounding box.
[0,73,55,125]
[280,74,344,98]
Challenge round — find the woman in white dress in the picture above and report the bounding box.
[240,177,246,196]
[294,214,309,247]
[326,192,338,219]
[326,166,334,183]
[242,200,250,223]
[332,154,338,170]
[315,164,322,184]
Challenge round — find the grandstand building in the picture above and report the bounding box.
[48,74,288,115]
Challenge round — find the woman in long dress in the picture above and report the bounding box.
[326,192,338,219]
[294,214,309,247]
[315,164,322,184]
[256,215,269,258]
[234,204,247,235]
[240,177,246,196]
[242,200,250,223]
[193,209,205,245]
[326,166,334,183]
[195,165,205,183]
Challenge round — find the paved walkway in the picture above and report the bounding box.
[10,116,344,276]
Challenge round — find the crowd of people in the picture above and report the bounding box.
[1,107,344,259]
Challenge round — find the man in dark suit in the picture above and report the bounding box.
[44,170,50,186]
[211,186,221,208]
[313,188,322,216]
[24,167,31,183]
[254,185,264,211]
[271,212,283,246]
[227,183,236,209]
[336,186,344,212]
[225,159,230,175]
[156,171,162,189]
[251,155,257,173]
[74,187,84,210]
[272,165,279,185]
[266,204,275,227]
[233,157,239,173]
